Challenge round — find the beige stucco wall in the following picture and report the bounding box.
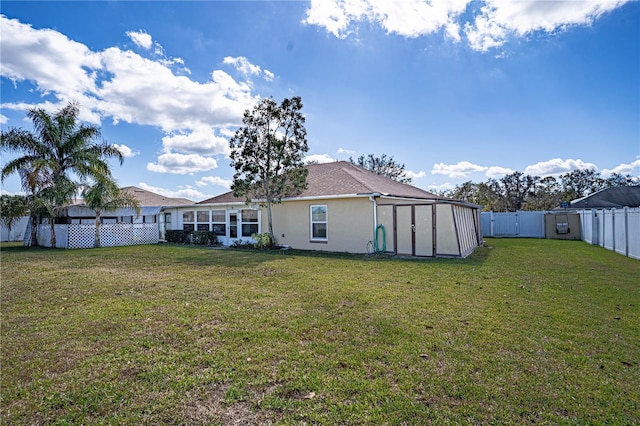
[270,197,375,253]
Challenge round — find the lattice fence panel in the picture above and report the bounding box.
[67,224,159,249]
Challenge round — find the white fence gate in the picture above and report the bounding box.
[481,211,546,238]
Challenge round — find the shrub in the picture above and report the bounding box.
[165,230,190,244]
[252,232,274,249]
[192,231,217,246]
[165,230,217,245]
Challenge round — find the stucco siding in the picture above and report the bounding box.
[377,204,395,253]
[270,197,374,253]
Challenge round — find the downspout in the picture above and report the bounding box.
[369,193,381,236]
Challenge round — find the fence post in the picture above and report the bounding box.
[624,207,629,257]
[490,211,494,237]
[591,209,600,246]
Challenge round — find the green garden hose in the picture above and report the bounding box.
[374,224,386,253]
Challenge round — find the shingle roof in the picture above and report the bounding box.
[198,161,437,204]
[120,186,195,207]
[571,185,640,209]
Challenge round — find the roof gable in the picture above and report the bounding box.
[198,161,437,204]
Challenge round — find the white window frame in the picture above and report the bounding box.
[310,205,328,241]
[240,209,260,237]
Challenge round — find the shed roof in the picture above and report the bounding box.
[198,161,439,204]
[570,185,640,209]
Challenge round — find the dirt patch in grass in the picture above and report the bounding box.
[183,383,280,425]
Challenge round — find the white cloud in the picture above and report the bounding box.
[147,153,218,174]
[466,1,627,52]
[0,16,102,105]
[524,158,597,177]
[112,143,138,158]
[304,0,627,52]
[427,182,455,191]
[0,16,266,175]
[304,0,468,40]
[138,182,207,201]
[126,30,153,50]
[305,153,336,164]
[0,114,7,124]
[223,56,275,81]
[196,176,233,188]
[601,160,640,177]
[337,147,356,155]
[431,161,488,178]
[405,169,426,180]
[161,127,230,156]
[485,166,514,178]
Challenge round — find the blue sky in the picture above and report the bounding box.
[1,1,638,201]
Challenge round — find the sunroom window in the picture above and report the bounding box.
[241,209,259,237]
[211,210,226,236]
[182,211,194,232]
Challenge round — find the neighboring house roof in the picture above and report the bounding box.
[121,186,195,206]
[67,205,162,217]
[570,185,640,209]
[198,161,439,205]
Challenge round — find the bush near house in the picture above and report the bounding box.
[1,239,639,425]
[165,230,218,245]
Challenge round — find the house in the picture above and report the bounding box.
[164,161,483,257]
[570,185,640,209]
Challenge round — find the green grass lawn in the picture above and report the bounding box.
[1,239,638,425]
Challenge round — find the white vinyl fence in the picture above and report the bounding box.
[481,209,640,260]
[1,216,29,242]
[579,208,640,260]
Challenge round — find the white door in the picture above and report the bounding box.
[228,211,239,244]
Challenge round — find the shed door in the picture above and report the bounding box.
[396,206,413,255]
[414,205,433,257]
[395,205,434,257]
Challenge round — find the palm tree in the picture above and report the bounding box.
[82,177,140,248]
[1,102,124,247]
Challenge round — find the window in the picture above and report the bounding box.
[212,210,226,236]
[183,211,194,231]
[196,211,209,231]
[241,209,259,237]
[310,205,327,241]
[197,211,209,223]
